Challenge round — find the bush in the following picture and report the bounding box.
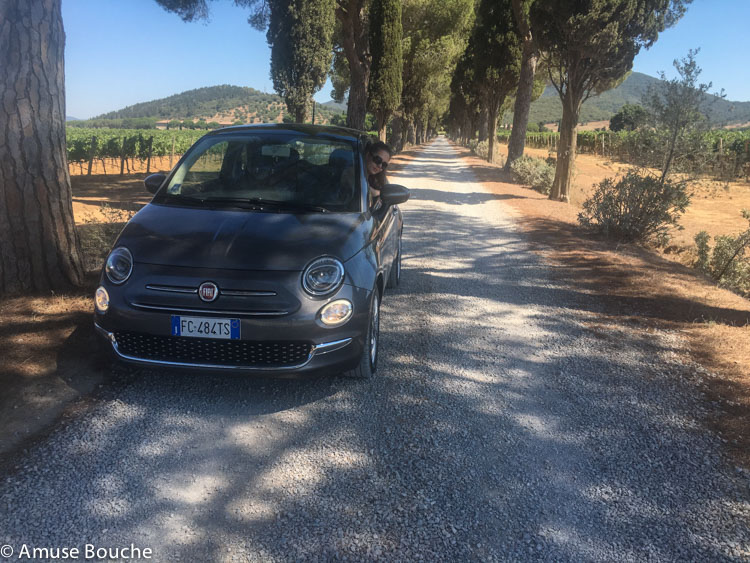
[474,140,489,160]
[577,171,690,245]
[509,156,555,195]
[694,211,750,296]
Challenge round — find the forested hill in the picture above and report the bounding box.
[523,72,750,126]
[95,85,283,121]
[93,84,344,125]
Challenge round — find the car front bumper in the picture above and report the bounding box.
[94,265,373,375]
[94,322,358,373]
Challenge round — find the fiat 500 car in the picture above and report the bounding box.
[94,124,409,378]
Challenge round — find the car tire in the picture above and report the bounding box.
[343,290,380,379]
[386,235,402,289]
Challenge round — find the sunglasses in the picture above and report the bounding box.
[372,154,389,169]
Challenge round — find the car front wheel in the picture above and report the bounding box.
[343,290,380,379]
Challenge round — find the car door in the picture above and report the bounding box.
[373,200,397,277]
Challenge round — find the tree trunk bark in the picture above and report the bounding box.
[390,116,403,151]
[505,40,537,170]
[346,68,368,130]
[0,0,84,294]
[549,89,581,203]
[487,103,499,164]
[478,106,489,143]
[293,103,308,124]
[337,0,369,130]
[407,120,416,145]
[376,110,389,142]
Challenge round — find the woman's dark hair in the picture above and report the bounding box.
[366,140,393,158]
[365,140,392,189]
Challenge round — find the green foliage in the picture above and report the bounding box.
[694,211,750,296]
[530,0,690,199]
[94,85,274,120]
[498,127,750,181]
[267,0,335,122]
[66,128,201,165]
[609,103,648,132]
[578,171,690,245]
[509,156,555,195]
[644,49,717,181]
[403,0,476,142]
[455,0,520,161]
[368,0,403,127]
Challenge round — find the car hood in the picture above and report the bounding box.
[116,203,370,271]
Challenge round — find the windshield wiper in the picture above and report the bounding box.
[202,197,267,210]
[235,198,331,213]
[155,193,208,206]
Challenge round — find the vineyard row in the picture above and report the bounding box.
[497,128,750,180]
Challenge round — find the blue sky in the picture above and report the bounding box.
[63,0,749,119]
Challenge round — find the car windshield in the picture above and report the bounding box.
[155,132,360,213]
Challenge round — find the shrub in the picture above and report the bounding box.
[510,156,555,195]
[474,140,489,160]
[577,171,690,245]
[471,140,503,163]
[694,211,750,296]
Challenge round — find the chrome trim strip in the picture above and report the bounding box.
[129,302,288,316]
[222,289,278,297]
[145,284,276,297]
[146,284,197,294]
[312,338,353,356]
[93,323,351,371]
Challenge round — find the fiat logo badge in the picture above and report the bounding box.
[198,282,219,302]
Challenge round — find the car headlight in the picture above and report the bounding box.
[302,256,345,296]
[105,247,133,285]
[319,299,353,326]
[94,286,110,313]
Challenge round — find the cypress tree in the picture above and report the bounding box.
[368,0,403,140]
[464,0,521,163]
[267,0,335,123]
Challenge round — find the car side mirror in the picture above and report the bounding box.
[380,184,410,206]
[144,173,167,194]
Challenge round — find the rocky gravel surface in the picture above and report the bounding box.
[1,137,749,561]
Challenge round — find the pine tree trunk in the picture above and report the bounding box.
[550,90,581,203]
[0,0,84,294]
[505,40,537,170]
[478,106,489,142]
[347,70,368,130]
[391,116,403,151]
[407,120,416,145]
[487,104,499,164]
[376,110,389,142]
[338,0,369,130]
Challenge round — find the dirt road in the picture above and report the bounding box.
[1,138,748,561]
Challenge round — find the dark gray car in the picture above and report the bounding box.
[93,124,409,378]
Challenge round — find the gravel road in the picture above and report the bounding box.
[1,137,749,562]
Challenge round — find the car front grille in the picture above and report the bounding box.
[113,331,313,368]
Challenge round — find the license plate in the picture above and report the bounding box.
[171,316,240,340]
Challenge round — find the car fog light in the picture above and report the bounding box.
[95,286,110,313]
[319,299,353,326]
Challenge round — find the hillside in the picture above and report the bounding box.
[511,72,750,126]
[95,85,345,125]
